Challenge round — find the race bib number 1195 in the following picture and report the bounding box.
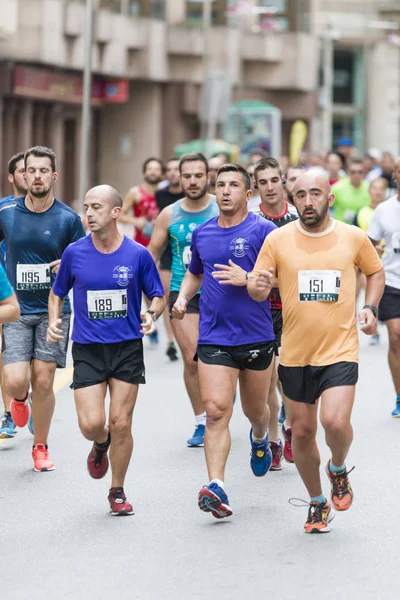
[16,264,51,291]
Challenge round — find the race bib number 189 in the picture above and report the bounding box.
[87,289,127,319]
[298,270,341,302]
[16,264,51,291]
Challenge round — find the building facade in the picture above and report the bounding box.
[0,0,399,202]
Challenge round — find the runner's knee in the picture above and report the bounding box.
[78,416,106,440]
[109,414,132,436]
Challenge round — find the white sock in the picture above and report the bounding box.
[252,430,268,444]
[195,412,206,426]
[210,478,224,489]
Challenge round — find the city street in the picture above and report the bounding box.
[1,325,399,600]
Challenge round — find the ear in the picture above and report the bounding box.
[52,172,59,184]
[282,178,287,184]
[7,174,13,184]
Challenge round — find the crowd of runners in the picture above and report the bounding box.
[1,140,399,533]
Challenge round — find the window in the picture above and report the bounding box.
[99,0,122,12]
[127,1,165,19]
[186,0,227,27]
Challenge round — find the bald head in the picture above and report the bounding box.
[85,184,123,208]
[293,172,331,197]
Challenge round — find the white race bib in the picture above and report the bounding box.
[16,263,51,291]
[87,289,127,319]
[298,270,341,302]
[183,245,192,269]
[392,232,400,254]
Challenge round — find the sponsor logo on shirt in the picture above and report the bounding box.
[44,230,51,236]
[230,237,250,258]
[113,265,133,287]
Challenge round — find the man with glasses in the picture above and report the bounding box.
[331,159,370,225]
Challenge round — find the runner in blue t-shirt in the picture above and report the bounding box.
[0,151,28,439]
[48,184,165,516]
[0,146,86,473]
[148,152,218,448]
[172,163,277,519]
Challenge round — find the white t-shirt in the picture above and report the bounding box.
[368,194,400,289]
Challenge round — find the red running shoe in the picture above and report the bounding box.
[32,444,55,472]
[282,423,294,463]
[87,437,110,479]
[269,440,283,471]
[108,488,135,516]
[10,393,29,428]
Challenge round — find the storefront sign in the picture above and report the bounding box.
[13,65,128,105]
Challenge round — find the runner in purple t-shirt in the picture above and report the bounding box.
[172,164,277,519]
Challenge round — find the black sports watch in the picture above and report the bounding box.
[363,305,377,318]
[146,309,158,322]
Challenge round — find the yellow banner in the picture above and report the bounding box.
[290,120,308,165]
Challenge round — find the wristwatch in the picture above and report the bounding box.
[363,305,377,318]
[146,309,158,322]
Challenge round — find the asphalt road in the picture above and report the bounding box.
[1,324,398,600]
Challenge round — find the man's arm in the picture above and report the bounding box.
[147,206,171,263]
[358,268,385,334]
[140,296,166,336]
[47,290,66,342]
[171,270,203,320]
[119,187,145,228]
[0,293,20,324]
[0,265,19,323]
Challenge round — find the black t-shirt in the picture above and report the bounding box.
[155,188,183,212]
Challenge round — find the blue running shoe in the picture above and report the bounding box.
[187,424,205,447]
[0,412,16,438]
[278,403,286,425]
[198,483,233,519]
[27,392,34,435]
[250,429,272,477]
[149,330,159,345]
[391,402,400,418]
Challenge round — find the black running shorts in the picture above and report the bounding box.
[271,309,283,347]
[378,285,400,322]
[169,291,200,315]
[278,361,359,405]
[71,339,146,390]
[195,341,276,371]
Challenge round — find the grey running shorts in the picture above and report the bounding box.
[2,313,71,368]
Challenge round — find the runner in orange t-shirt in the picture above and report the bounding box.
[248,172,385,535]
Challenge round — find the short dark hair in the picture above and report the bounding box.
[349,158,363,168]
[253,157,282,182]
[8,152,25,176]
[179,152,209,174]
[327,151,344,168]
[217,163,251,190]
[142,157,164,174]
[25,146,57,172]
[167,156,180,164]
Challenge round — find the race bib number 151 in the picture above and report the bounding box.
[298,270,341,302]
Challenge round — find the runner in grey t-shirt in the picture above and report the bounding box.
[368,158,400,417]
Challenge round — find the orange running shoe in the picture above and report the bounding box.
[32,443,55,472]
[304,500,333,534]
[10,394,30,428]
[326,461,354,511]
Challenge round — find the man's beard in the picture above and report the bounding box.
[29,184,51,199]
[145,175,162,185]
[299,201,330,227]
[185,183,208,200]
